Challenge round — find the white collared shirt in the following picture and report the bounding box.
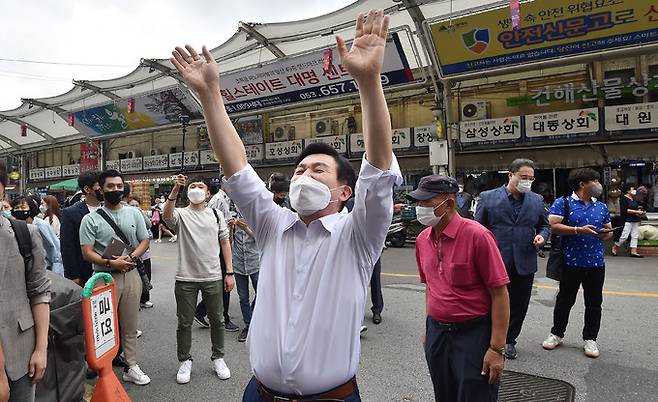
[223,155,402,395]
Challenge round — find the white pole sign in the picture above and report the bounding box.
[90,289,117,358]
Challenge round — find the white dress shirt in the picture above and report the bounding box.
[223,154,402,395]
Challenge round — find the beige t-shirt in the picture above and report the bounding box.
[164,206,229,282]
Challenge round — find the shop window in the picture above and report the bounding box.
[604,69,636,106]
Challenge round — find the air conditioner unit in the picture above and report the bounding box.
[272,124,296,141]
[313,119,339,137]
[460,100,489,121]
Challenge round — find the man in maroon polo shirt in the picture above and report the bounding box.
[411,175,510,402]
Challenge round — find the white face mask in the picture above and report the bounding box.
[289,175,342,216]
[187,188,207,205]
[630,189,637,196]
[39,204,48,214]
[416,199,449,227]
[516,179,533,194]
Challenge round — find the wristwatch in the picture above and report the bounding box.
[225,272,234,276]
[129,253,139,263]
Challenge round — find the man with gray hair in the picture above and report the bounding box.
[475,158,550,359]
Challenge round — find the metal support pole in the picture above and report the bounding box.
[443,83,456,177]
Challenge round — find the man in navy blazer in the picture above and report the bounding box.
[61,171,102,286]
[475,159,550,359]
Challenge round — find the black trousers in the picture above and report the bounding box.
[425,316,498,402]
[370,257,384,315]
[506,268,534,345]
[551,266,605,341]
[140,258,152,304]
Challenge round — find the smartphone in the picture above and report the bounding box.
[597,226,623,234]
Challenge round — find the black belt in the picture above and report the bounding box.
[432,315,489,332]
[257,377,358,402]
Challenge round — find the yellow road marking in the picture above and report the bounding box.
[153,256,658,298]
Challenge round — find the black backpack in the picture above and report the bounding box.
[9,218,33,273]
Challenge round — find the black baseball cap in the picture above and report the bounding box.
[407,175,459,201]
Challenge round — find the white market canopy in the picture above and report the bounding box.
[0,0,500,154]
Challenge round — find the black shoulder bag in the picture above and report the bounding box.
[96,209,153,292]
[546,196,571,281]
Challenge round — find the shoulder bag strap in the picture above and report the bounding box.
[96,209,132,248]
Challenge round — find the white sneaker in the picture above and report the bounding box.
[360,325,368,335]
[584,340,600,358]
[123,365,151,385]
[155,239,162,243]
[169,235,177,242]
[136,330,142,339]
[176,360,192,384]
[140,301,154,309]
[212,358,231,380]
[542,333,563,350]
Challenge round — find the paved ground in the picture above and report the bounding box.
[114,241,658,402]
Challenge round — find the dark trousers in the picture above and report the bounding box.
[196,252,231,321]
[235,272,259,326]
[8,374,35,402]
[140,258,152,304]
[611,215,624,243]
[425,316,498,402]
[242,376,361,402]
[506,268,534,345]
[551,266,605,341]
[370,257,383,315]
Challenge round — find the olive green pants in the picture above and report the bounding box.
[175,280,224,361]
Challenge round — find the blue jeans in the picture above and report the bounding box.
[242,376,361,402]
[235,272,259,326]
[9,374,35,402]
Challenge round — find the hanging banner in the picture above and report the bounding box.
[305,135,348,154]
[62,164,80,177]
[80,143,100,172]
[429,0,658,77]
[245,144,264,162]
[105,160,121,171]
[350,133,365,154]
[605,101,658,132]
[120,158,143,173]
[29,168,45,181]
[414,124,439,147]
[220,33,414,114]
[525,108,599,139]
[391,128,412,150]
[169,151,199,168]
[45,166,62,179]
[65,87,202,137]
[143,155,169,170]
[200,149,218,166]
[460,116,522,144]
[265,140,304,160]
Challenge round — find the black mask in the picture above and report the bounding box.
[11,210,30,221]
[94,189,104,202]
[103,190,123,206]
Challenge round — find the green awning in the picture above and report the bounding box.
[49,177,79,192]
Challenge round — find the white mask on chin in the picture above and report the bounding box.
[289,175,343,216]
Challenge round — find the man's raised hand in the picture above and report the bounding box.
[336,9,390,84]
[171,45,220,98]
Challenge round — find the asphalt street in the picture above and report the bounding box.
[113,241,658,402]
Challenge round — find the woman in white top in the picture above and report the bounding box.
[41,195,62,237]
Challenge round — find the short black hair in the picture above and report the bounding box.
[188,176,211,189]
[621,183,636,193]
[509,158,535,173]
[271,180,289,192]
[99,170,123,188]
[0,160,7,188]
[123,182,131,199]
[568,168,600,192]
[208,181,220,195]
[78,171,100,192]
[294,142,357,192]
[12,195,40,218]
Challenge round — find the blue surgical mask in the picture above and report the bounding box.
[2,210,11,219]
